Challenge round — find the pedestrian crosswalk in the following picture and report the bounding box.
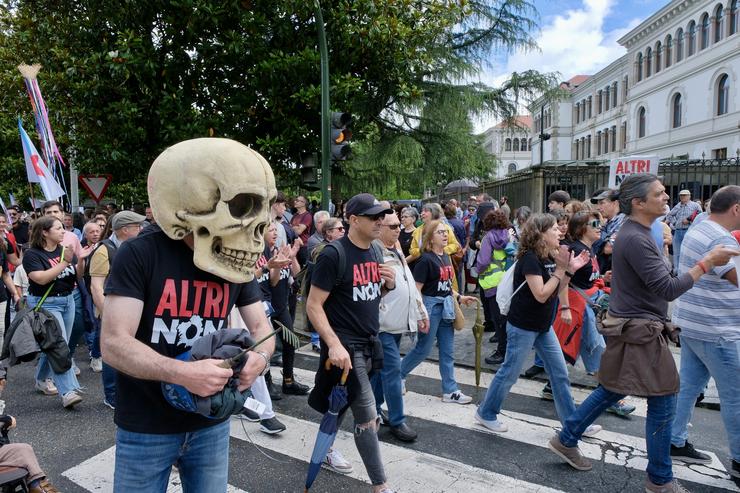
[61,348,738,493]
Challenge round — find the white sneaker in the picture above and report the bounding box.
[442,391,473,404]
[582,424,602,437]
[474,412,508,433]
[323,448,353,475]
[72,361,81,376]
[90,357,103,373]
[62,391,83,409]
[35,379,58,396]
[401,379,406,395]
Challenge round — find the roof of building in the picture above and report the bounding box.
[560,75,591,90]
[493,115,533,129]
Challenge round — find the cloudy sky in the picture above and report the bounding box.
[475,0,668,130]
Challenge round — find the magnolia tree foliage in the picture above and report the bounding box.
[0,0,558,203]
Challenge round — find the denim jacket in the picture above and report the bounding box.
[423,295,455,321]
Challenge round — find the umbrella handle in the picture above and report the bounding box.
[324,359,350,385]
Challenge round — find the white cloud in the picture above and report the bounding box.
[474,0,643,131]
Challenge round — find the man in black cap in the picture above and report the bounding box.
[306,193,397,493]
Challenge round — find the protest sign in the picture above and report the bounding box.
[608,156,659,188]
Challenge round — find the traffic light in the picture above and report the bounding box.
[330,112,352,161]
[540,132,551,142]
[301,154,318,186]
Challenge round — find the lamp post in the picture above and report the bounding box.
[315,1,331,211]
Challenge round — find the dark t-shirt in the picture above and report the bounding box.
[507,250,557,332]
[0,250,8,302]
[23,246,78,296]
[568,240,598,290]
[413,252,454,297]
[399,230,414,258]
[11,222,29,245]
[104,226,262,434]
[270,257,291,314]
[311,236,381,345]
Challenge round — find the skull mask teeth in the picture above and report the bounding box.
[148,138,277,283]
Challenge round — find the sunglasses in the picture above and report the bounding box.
[588,220,601,229]
[384,224,400,230]
[329,226,345,232]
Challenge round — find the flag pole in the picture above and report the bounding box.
[28,183,36,212]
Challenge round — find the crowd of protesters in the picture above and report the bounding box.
[0,176,738,493]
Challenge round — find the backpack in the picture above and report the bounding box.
[495,261,526,316]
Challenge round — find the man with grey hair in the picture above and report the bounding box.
[307,210,331,256]
[666,189,702,269]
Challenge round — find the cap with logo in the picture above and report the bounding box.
[345,193,393,217]
[679,189,691,196]
[112,210,147,230]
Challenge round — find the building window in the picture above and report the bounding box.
[575,103,580,124]
[603,129,609,154]
[597,131,602,155]
[612,82,618,107]
[621,122,627,149]
[520,138,527,151]
[676,29,684,61]
[637,52,643,81]
[586,135,591,158]
[646,47,652,77]
[587,96,592,118]
[598,90,603,113]
[623,76,629,100]
[528,138,532,150]
[581,138,585,159]
[574,141,579,160]
[665,35,672,68]
[605,86,610,111]
[715,4,724,43]
[638,107,646,138]
[701,13,710,49]
[688,21,697,55]
[732,0,738,35]
[717,74,730,115]
[655,41,662,73]
[713,148,728,159]
[508,163,517,174]
[672,93,682,128]
[513,138,520,151]
[610,126,616,152]
[505,138,512,151]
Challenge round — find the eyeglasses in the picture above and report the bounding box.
[329,226,345,232]
[435,229,448,235]
[587,220,601,229]
[384,224,400,230]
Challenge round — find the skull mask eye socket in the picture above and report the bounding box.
[227,193,260,220]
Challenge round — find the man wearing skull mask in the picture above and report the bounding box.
[101,139,275,492]
[307,193,398,493]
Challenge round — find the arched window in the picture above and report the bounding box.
[655,41,662,72]
[513,138,520,151]
[715,4,724,43]
[638,107,646,138]
[688,21,697,55]
[646,47,652,77]
[672,93,682,128]
[717,74,730,115]
[731,0,739,35]
[520,138,527,151]
[665,35,672,68]
[508,163,517,174]
[603,129,609,154]
[605,86,611,111]
[612,82,618,107]
[528,138,532,150]
[701,13,710,49]
[610,126,617,152]
[586,135,591,158]
[676,29,684,61]
[596,131,602,155]
[637,52,644,81]
[505,138,512,151]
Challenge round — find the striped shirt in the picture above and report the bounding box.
[666,201,701,230]
[672,219,740,341]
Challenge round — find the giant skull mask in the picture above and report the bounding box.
[148,138,276,283]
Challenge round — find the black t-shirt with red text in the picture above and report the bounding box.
[104,226,261,434]
[311,235,381,345]
[413,252,454,297]
[23,246,78,296]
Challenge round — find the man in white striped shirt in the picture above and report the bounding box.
[670,185,740,479]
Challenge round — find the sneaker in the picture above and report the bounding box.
[264,373,282,401]
[378,409,390,426]
[103,398,115,410]
[238,408,260,422]
[35,379,58,396]
[540,382,553,401]
[484,351,505,365]
[259,416,286,435]
[282,379,310,396]
[474,412,508,433]
[323,448,353,475]
[29,477,61,493]
[547,435,592,471]
[311,343,321,353]
[90,357,103,373]
[488,334,499,343]
[442,391,473,404]
[644,479,690,493]
[389,422,417,442]
[400,379,406,396]
[524,364,544,378]
[607,399,636,417]
[670,442,712,464]
[582,424,602,437]
[62,391,83,409]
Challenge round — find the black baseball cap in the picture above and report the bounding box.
[590,188,617,204]
[345,193,393,217]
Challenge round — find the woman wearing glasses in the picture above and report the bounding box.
[398,207,419,258]
[400,220,477,404]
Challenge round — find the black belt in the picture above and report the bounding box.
[46,290,72,298]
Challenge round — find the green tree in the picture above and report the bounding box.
[0,0,556,205]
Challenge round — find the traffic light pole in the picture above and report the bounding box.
[315,1,331,211]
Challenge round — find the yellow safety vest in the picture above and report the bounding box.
[478,249,508,290]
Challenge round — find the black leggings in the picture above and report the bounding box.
[272,308,295,379]
[483,294,507,354]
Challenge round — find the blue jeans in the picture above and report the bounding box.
[28,294,80,397]
[479,323,576,423]
[671,335,740,461]
[580,303,606,373]
[673,228,687,270]
[114,420,230,493]
[371,332,405,426]
[400,298,458,394]
[560,385,676,485]
[102,361,117,406]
